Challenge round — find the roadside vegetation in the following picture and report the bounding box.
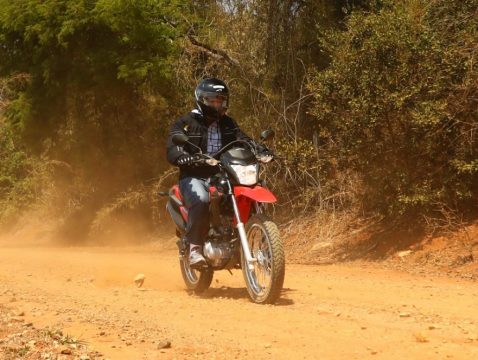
[0,0,477,245]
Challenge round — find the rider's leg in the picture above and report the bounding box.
[179,177,210,265]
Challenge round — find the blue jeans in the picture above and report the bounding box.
[179,177,210,246]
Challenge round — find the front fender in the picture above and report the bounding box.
[233,186,277,203]
[233,186,277,224]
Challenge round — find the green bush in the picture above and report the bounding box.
[310,0,478,219]
[0,0,189,231]
[0,123,37,226]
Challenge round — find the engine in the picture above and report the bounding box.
[203,240,234,268]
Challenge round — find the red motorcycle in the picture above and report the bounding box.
[164,130,285,304]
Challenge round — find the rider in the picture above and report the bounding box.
[166,78,270,267]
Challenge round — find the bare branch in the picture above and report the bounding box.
[187,35,241,69]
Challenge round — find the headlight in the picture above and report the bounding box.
[230,164,258,185]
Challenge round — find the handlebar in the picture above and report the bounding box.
[211,139,257,158]
[185,139,278,167]
[191,154,220,166]
[190,152,276,167]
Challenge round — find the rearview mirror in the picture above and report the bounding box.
[172,133,189,145]
[260,129,275,142]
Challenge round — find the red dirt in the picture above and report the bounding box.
[1,240,478,359]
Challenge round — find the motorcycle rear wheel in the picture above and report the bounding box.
[179,250,213,294]
[242,214,285,304]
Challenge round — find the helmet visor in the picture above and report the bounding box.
[202,92,229,111]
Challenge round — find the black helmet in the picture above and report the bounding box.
[195,78,229,119]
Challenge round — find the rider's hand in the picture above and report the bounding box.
[258,150,274,163]
[177,154,195,166]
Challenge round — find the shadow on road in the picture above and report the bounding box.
[198,286,295,306]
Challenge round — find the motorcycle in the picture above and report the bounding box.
[163,130,285,304]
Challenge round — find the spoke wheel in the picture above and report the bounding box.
[242,214,285,304]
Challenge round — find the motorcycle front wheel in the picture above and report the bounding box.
[179,249,213,294]
[242,214,285,304]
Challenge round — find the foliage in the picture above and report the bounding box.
[310,0,478,219]
[0,0,186,154]
[0,124,51,227]
[1,0,478,238]
[0,0,188,232]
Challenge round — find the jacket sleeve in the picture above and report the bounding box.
[166,117,189,166]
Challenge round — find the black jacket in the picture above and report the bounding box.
[167,111,253,179]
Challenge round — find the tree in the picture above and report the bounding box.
[310,0,478,218]
[0,0,189,234]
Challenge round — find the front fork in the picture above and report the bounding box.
[230,193,256,270]
[220,175,260,270]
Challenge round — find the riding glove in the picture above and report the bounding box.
[258,149,274,163]
[177,154,195,166]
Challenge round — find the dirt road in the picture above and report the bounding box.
[1,244,478,359]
